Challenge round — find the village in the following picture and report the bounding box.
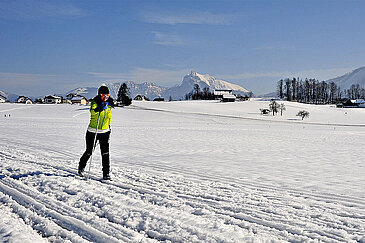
[2,90,365,111]
[0,89,250,105]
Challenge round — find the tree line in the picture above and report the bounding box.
[185,84,215,100]
[184,84,252,101]
[277,78,365,104]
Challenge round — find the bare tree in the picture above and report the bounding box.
[284,79,292,101]
[193,84,200,100]
[279,103,286,116]
[297,110,310,120]
[269,100,280,116]
[277,79,284,99]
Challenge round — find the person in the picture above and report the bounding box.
[78,85,115,180]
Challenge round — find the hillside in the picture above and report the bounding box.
[327,66,365,89]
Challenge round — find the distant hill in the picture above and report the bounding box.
[327,66,365,89]
[68,71,250,100]
[256,92,277,98]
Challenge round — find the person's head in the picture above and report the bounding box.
[98,86,110,101]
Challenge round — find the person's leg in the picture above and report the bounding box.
[99,132,111,178]
[78,131,96,173]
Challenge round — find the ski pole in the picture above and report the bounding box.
[88,112,101,180]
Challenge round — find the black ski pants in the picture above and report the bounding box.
[79,131,110,176]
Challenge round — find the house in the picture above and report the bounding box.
[214,89,233,99]
[71,96,87,105]
[17,96,33,104]
[222,94,236,102]
[0,95,6,103]
[214,89,236,102]
[354,99,365,108]
[17,96,26,103]
[134,95,149,101]
[44,95,62,104]
[66,93,77,100]
[62,99,72,104]
[342,99,365,108]
[153,97,164,101]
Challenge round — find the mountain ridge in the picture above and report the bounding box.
[327,66,365,89]
[69,71,250,100]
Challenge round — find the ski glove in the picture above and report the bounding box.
[94,102,108,112]
[94,105,103,112]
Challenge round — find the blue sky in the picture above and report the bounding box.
[1,0,365,96]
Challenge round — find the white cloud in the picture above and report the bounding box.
[0,0,88,20]
[0,72,81,96]
[152,32,188,46]
[220,67,354,81]
[0,72,56,86]
[86,72,130,80]
[88,68,191,87]
[141,10,239,25]
[130,68,190,85]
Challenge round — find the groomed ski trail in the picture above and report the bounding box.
[0,142,364,242]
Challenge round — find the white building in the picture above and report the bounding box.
[17,96,33,104]
[222,94,236,102]
[44,95,62,104]
[71,96,87,105]
[214,89,236,102]
[214,89,233,97]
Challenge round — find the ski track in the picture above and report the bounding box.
[1,103,365,242]
[0,140,364,242]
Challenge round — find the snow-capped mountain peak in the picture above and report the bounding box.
[160,71,250,100]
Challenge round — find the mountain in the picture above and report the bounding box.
[68,71,250,100]
[327,66,365,89]
[0,90,7,99]
[66,87,99,100]
[68,82,166,100]
[0,90,21,102]
[108,81,167,100]
[256,91,277,98]
[163,71,250,100]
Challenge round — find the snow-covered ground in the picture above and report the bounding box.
[0,99,364,242]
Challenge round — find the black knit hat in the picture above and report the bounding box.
[98,85,109,95]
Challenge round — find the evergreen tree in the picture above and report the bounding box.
[117,83,132,106]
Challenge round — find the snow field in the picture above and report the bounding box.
[0,101,364,242]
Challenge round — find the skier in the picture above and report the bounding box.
[78,85,115,180]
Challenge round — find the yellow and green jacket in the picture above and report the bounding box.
[87,96,114,133]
